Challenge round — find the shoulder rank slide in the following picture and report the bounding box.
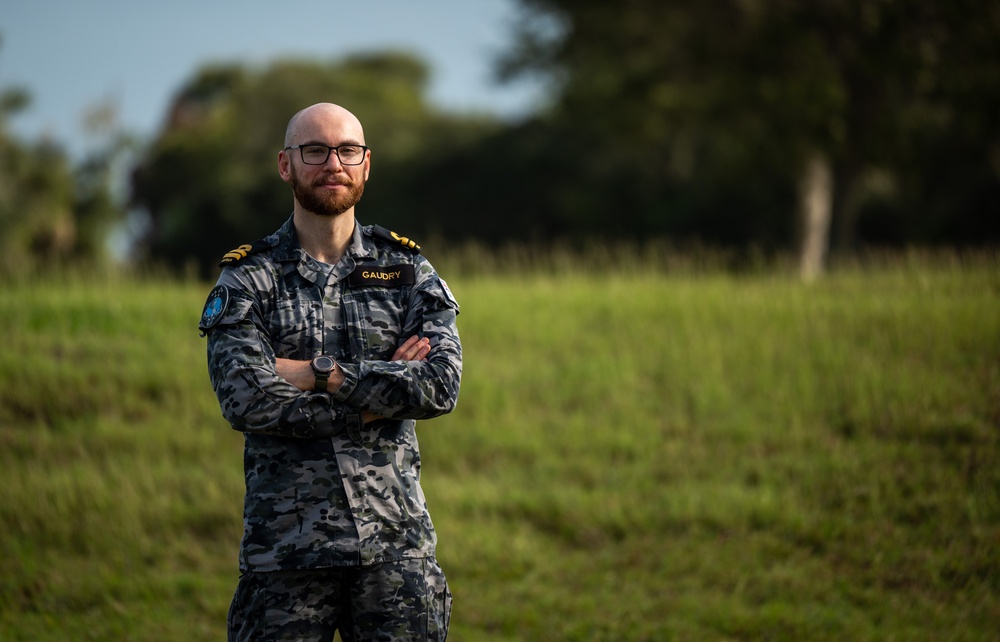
[370,225,421,253]
[218,239,271,267]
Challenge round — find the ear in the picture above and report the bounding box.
[363,149,371,182]
[277,149,293,183]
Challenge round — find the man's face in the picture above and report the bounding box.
[287,154,366,217]
[279,104,371,217]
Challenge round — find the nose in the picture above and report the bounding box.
[322,150,345,170]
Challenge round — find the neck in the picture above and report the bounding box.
[293,207,356,265]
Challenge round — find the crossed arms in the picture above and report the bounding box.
[275,335,431,424]
[206,274,461,439]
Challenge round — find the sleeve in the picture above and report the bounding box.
[333,269,462,421]
[202,273,363,439]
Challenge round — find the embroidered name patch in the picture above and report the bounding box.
[347,265,416,288]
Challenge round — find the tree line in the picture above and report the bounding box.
[0,34,129,274]
[3,1,998,278]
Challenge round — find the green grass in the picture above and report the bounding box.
[1,254,998,641]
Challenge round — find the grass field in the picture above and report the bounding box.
[1,252,998,641]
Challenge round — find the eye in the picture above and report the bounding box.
[301,145,329,159]
[338,145,362,158]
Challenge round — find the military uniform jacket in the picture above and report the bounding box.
[200,216,462,571]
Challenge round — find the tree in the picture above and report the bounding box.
[0,81,76,270]
[0,37,130,272]
[72,100,136,262]
[131,52,499,274]
[500,0,1000,275]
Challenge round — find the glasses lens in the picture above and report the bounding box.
[300,145,330,165]
[296,145,366,165]
[337,145,365,165]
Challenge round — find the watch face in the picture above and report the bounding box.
[313,356,335,373]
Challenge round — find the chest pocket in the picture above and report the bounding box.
[343,287,408,361]
[268,298,323,358]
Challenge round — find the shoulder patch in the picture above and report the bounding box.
[218,239,272,267]
[368,225,421,253]
[200,285,230,330]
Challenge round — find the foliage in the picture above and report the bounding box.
[0,42,129,272]
[494,0,1000,250]
[122,5,1000,273]
[5,7,1000,276]
[130,52,501,274]
[1,254,998,641]
[0,135,76,270]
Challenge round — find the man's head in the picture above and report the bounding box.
[278,103,371,218]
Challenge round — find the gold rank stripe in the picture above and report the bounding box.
[221,244,254,263]
[389,231,420,251]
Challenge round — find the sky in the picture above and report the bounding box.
[1,0,545,159]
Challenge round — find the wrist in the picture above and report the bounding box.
[310,355,337,392]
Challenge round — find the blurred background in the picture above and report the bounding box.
[3,3,998,639]
[2,0,998,278]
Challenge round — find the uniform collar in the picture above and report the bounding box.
[270,214,382,285]
[269,214,375,263]
[348,221,376,260]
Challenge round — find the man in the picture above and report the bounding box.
[199,103,462,641]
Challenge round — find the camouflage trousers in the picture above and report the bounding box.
[227,557,452,642]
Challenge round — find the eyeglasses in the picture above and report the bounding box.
[285,144,369,166]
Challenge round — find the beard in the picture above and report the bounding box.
[289,163,366,217]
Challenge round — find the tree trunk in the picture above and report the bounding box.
[797,152,834,281]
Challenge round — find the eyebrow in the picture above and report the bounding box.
[298,139,365,147]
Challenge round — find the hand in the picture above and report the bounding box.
[363,335,430,423]
[391,335,431,362]
[276,335,431,422]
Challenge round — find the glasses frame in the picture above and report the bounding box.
[285,144,370,166]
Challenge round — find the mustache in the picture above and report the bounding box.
[315,177,353,188]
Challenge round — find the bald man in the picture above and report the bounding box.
[200,103,462,641]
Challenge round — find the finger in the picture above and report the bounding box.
[398,337,431,361]
[408,337,431,360]
[391,335,421,361]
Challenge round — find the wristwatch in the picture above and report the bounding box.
[310,355,337,392]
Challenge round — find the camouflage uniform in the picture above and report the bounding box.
[226,559,451,642]
[200,215,461,641]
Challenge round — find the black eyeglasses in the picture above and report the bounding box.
[285,144,369,166]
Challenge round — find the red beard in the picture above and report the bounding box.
[290,164,366,217]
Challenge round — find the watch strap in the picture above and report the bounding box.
[311,355,336,393]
